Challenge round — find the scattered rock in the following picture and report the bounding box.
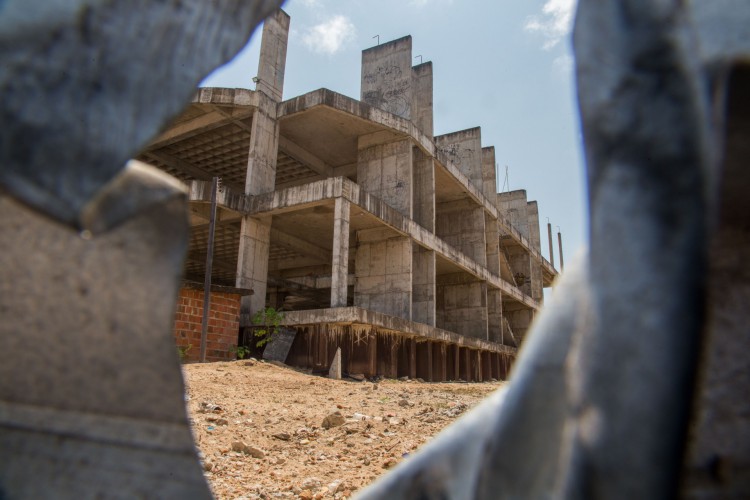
[273,432,291,441]
[398,376,409,381]
[199,401,222,413]
[348,373,365,381]
[322,411,346,429]
[362,457,370,465]
[327,480,345,494]
[416,378,425,383]
[301,477,322,490]
[372,383,379,390]
[398,399,410,407]
[299,489,313,500]
[231,441,265,458]
[203,460,214,472]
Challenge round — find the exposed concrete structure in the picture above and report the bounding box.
[140,12,557,379]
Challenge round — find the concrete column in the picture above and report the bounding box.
[528,201,543,302]
[412,244,436,326]
[436,127,483,192]
[255,10,289,101]
[409,338,417,380]
[497,190,533,295]
[236,15,289,318]
[460,347,471,382]
[361,36,412,120]
[354,228,412,319]
[411,62,433,139]
[483,147,503,343]
[367,328,377,378]
[330,197,350,307]
[412,146,435,232]
[358,136,413,218]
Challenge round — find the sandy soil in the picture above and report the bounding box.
[183,359,504,500]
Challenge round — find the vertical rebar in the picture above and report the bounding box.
[200,177,219,362]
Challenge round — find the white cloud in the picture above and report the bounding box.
[297,0,321,8]
[524,0,577,50]
[301,15,356,55]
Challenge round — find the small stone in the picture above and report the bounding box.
[382,458,398,469]
[328,480,344,494]
[372,383,378,390]
[348,373,365,381]
[276,456,287,465]
[398,376,409,381]
[203,461,214,472]
[301,477,322,490]
[273,432,291,441]
[416,378,425,383]
[299,439,310,445]
[398,399,409,407]
[322,411,346,429]
[299,489,313,500]
[362,457,371,466]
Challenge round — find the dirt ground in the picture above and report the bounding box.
[183,359,504,500]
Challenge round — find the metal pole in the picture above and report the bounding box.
[547,221,555,269]
[199,177,219,362]
[557,228,565,272]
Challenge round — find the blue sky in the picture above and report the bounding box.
[203,0,586,266]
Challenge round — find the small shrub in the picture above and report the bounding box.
[252,307,284,348]
[177,344,192,361]
[230,345,251,360]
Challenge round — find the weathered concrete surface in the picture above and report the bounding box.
[411,62,434,139]
[331,197,351,307]
[0,0,282,229]
[255,10,290,101]
[361,36,413,119]
[0,163,211,498]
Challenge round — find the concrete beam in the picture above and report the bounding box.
[278,307,516,355]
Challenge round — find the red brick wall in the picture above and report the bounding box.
[173,288,241,362]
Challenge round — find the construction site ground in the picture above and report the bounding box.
[183,359,504,500]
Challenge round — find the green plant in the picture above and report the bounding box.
[252,307,284,348]
[230,344,251,360]
[177,344,192,360]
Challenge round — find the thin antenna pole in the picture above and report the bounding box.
[557,227,565,272]
[373,35,380,45]
[200,177,219,363]
[415,55,423,64]
[547,219,555,269]
[501,165,510,193]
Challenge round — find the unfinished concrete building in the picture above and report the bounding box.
[140,10,557,380]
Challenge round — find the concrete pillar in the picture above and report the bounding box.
[409,338,417,380]
[330,197,350,307]
[354,229,412,319]
[412,146,435,232]
[497,190,533,296]
[528,201,543,302]
[431,342,446,382]
[411,62,433,139]
[367,328,377,378]
[483,148,503,343]
[361,36,412,120]
[471,350,480,382]
[436,127,483,192]
[237,15,289,318]
[255,10,290,101]
[412,244,436,326]
[358,135,413,217]
[460,347,471,382]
